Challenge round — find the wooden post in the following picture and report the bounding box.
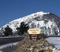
[29,34,40,41]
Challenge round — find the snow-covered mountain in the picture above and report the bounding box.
[0,11,60,36]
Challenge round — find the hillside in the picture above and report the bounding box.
[14,35,55,52]
[0,11,60,36]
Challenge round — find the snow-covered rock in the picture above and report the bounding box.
[0,11,60,35]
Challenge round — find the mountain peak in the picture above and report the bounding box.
[34,11,50,15]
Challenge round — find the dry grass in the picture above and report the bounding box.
[14,35,54,52]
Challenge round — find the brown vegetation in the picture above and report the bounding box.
[14,34,55,52]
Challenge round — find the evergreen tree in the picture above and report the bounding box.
[16,22,29,35]
[4,25,13,36]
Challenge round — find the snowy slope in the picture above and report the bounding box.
[0,11,60,35]
[46,37,60,52]
[46,37,60,49]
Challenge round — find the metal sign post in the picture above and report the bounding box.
[40,27,44,33]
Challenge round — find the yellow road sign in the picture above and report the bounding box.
[28,28,40,34]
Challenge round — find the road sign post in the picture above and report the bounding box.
[40,27,44,33]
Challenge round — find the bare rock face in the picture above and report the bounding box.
[15,35,55,52]
[0,11,60,36]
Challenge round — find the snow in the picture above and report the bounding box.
[0,50,2,52]
[46,37,60,49]
[58,51,60,52]
[46,20,53,28]
[30,20,45,27]
[46,37,60,52]
[0,11,49,32]
[38,21,45,26]
[0,42,18,49]
[0,11,59,36]
[35,11,49,15]
[52,48,60,52]
[52,48,58,52]
[0,42,18,52]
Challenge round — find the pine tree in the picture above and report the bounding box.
[16,22,29,35]
[4,25,13,36]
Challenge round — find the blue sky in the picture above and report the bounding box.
[0,0,60,26]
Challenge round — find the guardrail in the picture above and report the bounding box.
[48,36,60,37]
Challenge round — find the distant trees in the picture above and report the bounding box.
[16,22,29,35]
[40,33,48,38]
[3,25,13,36]
[3,22,29,36]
